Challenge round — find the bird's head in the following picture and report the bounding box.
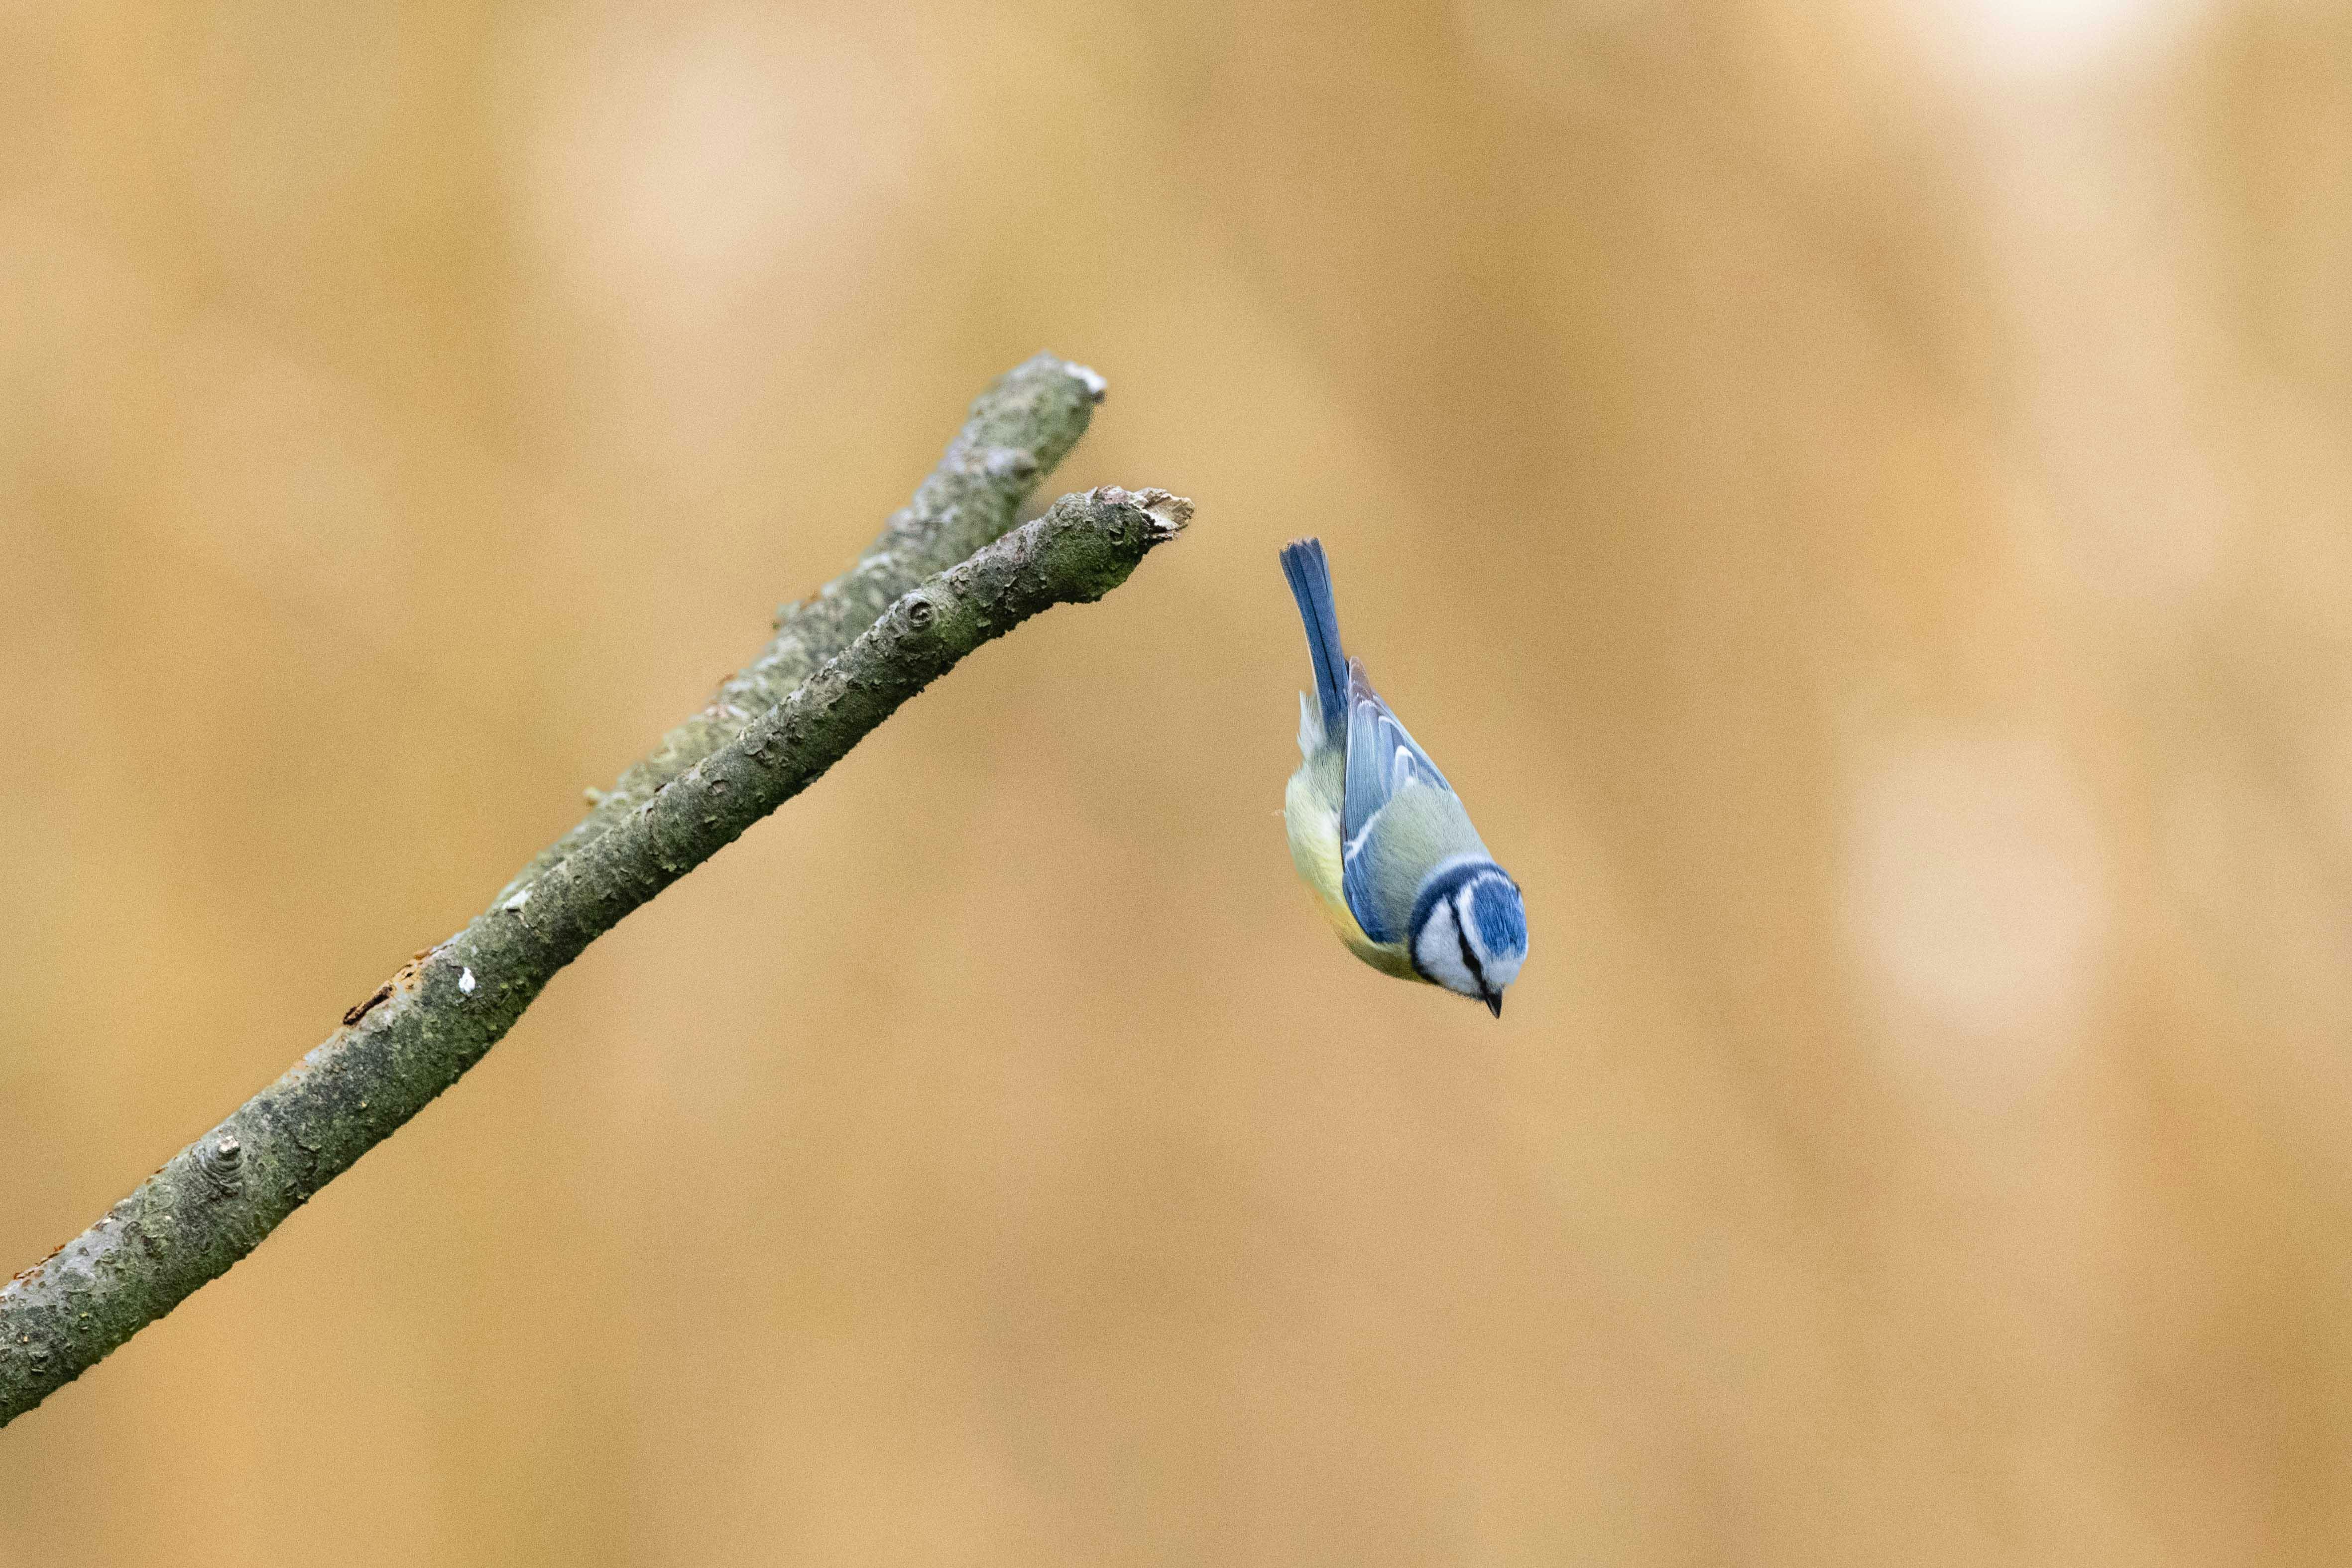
[1409,863,1527,1017]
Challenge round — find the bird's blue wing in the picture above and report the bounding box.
[1338,659,1461,943]
[1342,658,1451,845]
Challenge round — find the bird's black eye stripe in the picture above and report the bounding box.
[1454,907,1487,995]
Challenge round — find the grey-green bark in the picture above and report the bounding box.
[495,352,1105,908]
[0,359,1188,1428]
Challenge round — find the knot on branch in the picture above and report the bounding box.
[979,447,1038,482]
[195,1134,244,1197]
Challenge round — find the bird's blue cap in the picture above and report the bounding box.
[1468,877,1527,959]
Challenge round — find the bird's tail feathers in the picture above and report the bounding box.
[1280,538,1348,742]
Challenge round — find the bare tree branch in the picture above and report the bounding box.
[0,358,1189,1429]
[496,352,1107,907]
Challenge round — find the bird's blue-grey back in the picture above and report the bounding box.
[1280,539,1349,746]
[1333,661,1483,945]
[1343,776,1488,943]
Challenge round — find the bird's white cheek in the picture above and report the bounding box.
[1412,907,1477,995]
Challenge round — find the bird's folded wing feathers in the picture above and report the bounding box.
[1343,658,1451,844]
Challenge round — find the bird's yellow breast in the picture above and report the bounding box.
[1285,761,1421,981]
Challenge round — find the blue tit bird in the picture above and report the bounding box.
[1280,537,1528,1016]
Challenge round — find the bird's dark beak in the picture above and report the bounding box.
[1484,992,1503,1019]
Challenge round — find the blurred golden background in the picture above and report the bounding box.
[4,0,2351,1561]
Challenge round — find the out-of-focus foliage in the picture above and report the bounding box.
[3,0,2349,1562]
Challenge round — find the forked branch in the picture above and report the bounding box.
[0,356,1189,1428]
